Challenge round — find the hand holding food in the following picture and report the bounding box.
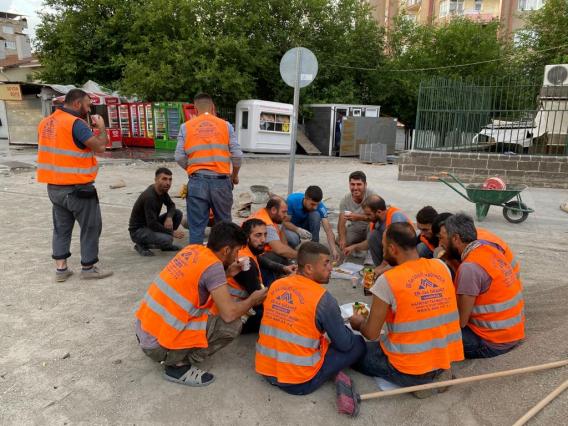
[353,302,369,318]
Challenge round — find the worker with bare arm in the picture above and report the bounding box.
[135,222,268,386]
[250,197,297,285]
[37,88,112,282]
[350,223,463,398]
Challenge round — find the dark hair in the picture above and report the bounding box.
[349,171,366,183]
[416,206,438,225]
[266,196,284,211]
[64,89,89,105]
[242,218,266,236]
[431,212,454,236]
[305,185,323,203]
[297,242,330,270]
[385,222,418,250]
[155,167,172,177]
[362,194,386,212]
[444,213,477,244]
[194,92,213,103]
[207,222,247,251]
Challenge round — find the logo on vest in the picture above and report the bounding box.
[196,121,219,137]
[276,292,294,305]
[418,278,438,290]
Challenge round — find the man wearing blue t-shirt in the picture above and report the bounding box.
[283,186,339,261]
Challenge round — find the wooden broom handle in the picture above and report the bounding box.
[511,378,568,426]
[360,359,568,401]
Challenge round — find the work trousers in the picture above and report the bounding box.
[284,210,322,248]
[461,326,519,359]
[367,222,386,266]
[47,184,102,266]
[130,210,183,249]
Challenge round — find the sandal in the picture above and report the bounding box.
[163,365,215,387]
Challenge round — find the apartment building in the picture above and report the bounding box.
[0,12,40,82]
[368,0,545,36]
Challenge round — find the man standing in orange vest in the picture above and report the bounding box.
[174,93,243,244]
[135,222,267,386]
[37,89,113,282]
[440,214,525,358]
[255,242,366,395]
[344,195,412,274]
[350,222,463,396]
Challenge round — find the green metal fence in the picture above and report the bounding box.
[414,77,568,155]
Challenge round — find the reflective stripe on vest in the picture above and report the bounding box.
[255,343,322,367]
[153,275,210,318]
[471,292,524,315]
[187,156,231,165]
[185,143,230,155]
[142,293,207,332]
[183,114,231,175]
[259,325,320,349]
[385,311,459,333]
[38,145,95,158]
[381,330,462,354]
[37,163,99,175]
[470,310,525,330]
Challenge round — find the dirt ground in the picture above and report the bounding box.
[0,155,567,425]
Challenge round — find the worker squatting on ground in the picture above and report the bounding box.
[283,186,339,262]
[174,93,243,244]
[226,218,297,333]
[349,222,464,396]
[415,206,439,259]
[255,242,366,395]
[128,167,184,256]
[37,88,113,282]
[344,194,413,275]
[135,222,268,386]
[439,214,525,359]
[337,171,376,255]
[249,197,298,285]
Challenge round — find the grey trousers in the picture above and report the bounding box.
[142,315,242,366]
[130,209,183,249]
[47,184,102,266]
[368,222,386,266]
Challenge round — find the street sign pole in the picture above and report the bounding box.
[287,49,302,195]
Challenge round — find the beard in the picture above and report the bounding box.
[447,242,462,261]
[383,252,398,267]
[249,243,264,256]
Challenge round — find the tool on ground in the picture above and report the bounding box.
[336,359,568,416]
[512,378,568,426]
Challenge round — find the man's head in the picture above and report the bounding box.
[242,218,267,255]
[194,92,215,115]
[266,197,287,224]
[382,222,419,267]
[362,194,386,222]
[348,171,367,201]
[432,212,454,249]
[416,206,438,240]
[64,89,91,119]
[207,222,247,269]
[441,213,477,261]
[297,242,332,284]
[154,167,173,194]
[303,186,323,212]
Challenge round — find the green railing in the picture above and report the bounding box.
[414,77,568,155]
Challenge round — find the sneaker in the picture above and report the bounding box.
[163,364,215,387]
[412,368,454,399]
[55,269,73,282]
[80,266,113,280]
[161,244,181,252]
[134,244,154,257]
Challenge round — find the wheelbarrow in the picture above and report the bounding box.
[435,173,534,223]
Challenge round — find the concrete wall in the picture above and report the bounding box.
[398,151,568,188]
[6,95,43,145]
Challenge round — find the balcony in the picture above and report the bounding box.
[462,10,495,22]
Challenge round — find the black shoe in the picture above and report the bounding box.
[134,244,154,256]
[161,244,181,252]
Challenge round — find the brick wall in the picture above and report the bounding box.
[398,151,568,189]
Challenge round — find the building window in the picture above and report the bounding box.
[259,112,290,133]
[439,0,464,16]
[2,26,14,34]
[474,0,483,11]
[518,0,544,11]
[5,41,16,50]
[241,110,248,130]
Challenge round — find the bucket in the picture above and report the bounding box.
[250,185,270,204]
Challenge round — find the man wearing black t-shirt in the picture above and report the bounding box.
[128,168,184,256]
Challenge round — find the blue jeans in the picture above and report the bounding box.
[353,342,441,387]
[186,174,233,244]
[461,326,518,359]
[269,336,366,395]
[284,211,322,248]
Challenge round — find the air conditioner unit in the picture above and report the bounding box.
[543,64,568,86]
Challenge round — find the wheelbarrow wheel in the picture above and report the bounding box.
[503,201,529,224]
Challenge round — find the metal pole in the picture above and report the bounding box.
[287,49,302,195]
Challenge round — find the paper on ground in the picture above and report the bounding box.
[374,377,401,391]
[331,262,364,280]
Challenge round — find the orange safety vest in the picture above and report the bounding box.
[184,113,231,175]
[459,244,525,344]
[227,245,263,300]
[135,245,220,350]
[37,109,98,185]
[477,227,520,279]
[370,205,413,232]
[255,275,329,384]
[381,258,464,375]
[419,234,436,252]
[250,208,283,252]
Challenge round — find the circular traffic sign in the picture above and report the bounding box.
[279,47,318,88]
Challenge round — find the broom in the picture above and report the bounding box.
[336,359,568,416]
